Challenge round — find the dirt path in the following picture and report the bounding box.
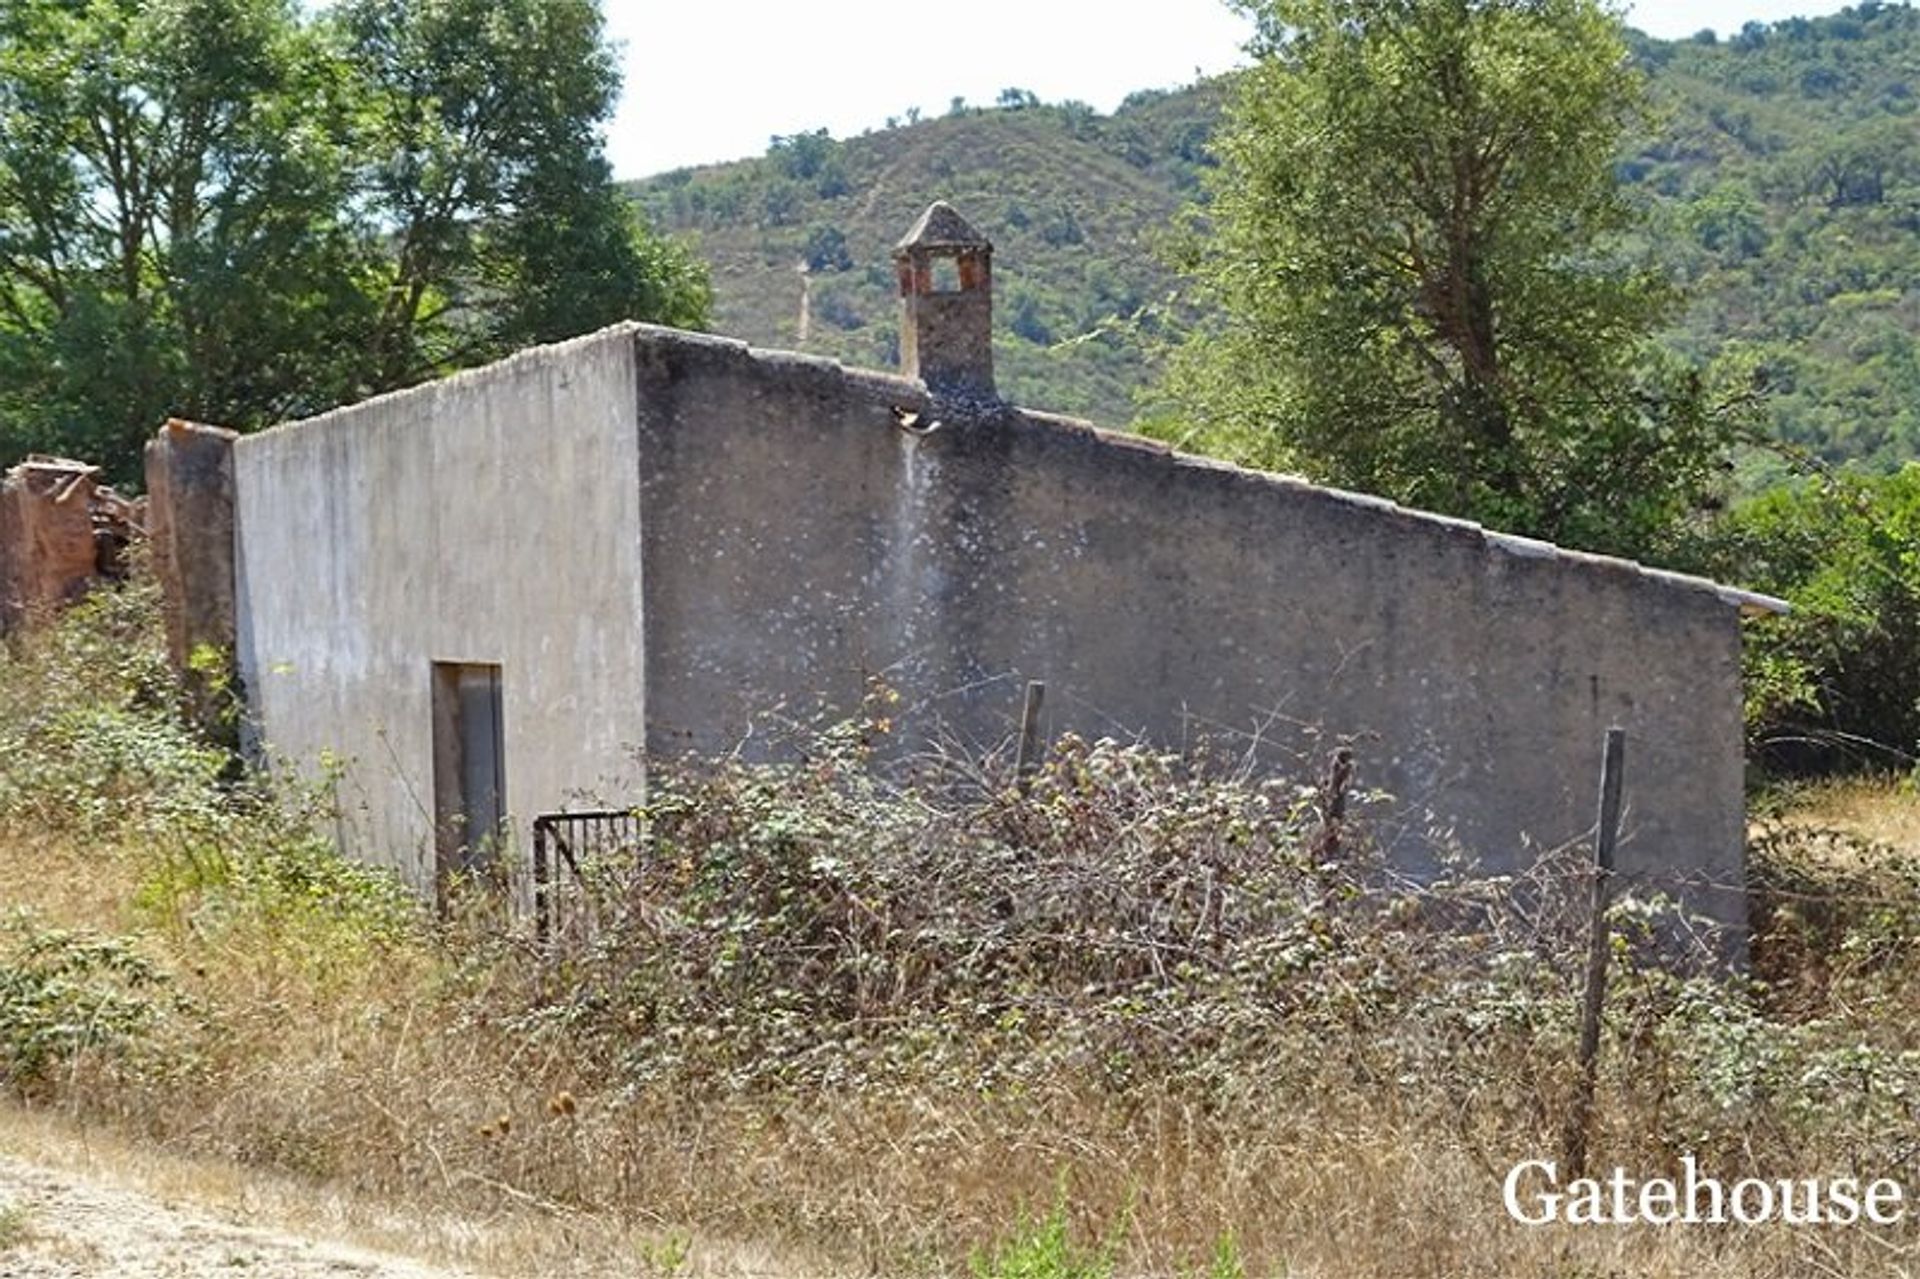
[0,1106,811,1278]
[0,1150,474,1279]
[795,261,812,347]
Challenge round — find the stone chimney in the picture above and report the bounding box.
[894,201,994,401]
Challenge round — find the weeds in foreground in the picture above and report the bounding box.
[0,581,1917,1276]
[969,1195,1122,1279]
[0,1201,31,1252]
[0,915,196,1096]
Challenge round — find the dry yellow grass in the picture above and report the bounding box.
[4,820,1919,1278]
[0,1101,823,1278]
[4,584,1919,1278]
[1778,776,1920,854]
[0,828,831,1279]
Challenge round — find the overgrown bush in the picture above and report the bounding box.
[498,716,1772,1171]
[0,913,198,1095]
[511,729,1600,1105]
[479,718,1920,1256]
[3,575,1920,1275]
[0,574,227,837]
[1707,465,1920,775]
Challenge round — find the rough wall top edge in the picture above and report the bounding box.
[232,315,1784,622]
[233,323,651,452]
[624,322,1789,620]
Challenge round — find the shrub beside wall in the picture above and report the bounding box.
[1708,465,1920,777]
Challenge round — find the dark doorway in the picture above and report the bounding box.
[431,661,505,906]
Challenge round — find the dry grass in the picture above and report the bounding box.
[5,586,1920,1277]
[0,904,1858,1279]
[1774,775,1920,855]
[0,803,1914,1279]
[0,834,819,1279]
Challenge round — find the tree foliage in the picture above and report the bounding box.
[0,0,708,484]
[1705,466,1920,776]
[1160,0,1746,556]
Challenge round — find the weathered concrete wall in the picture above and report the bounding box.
[957,405,1749,915]
[228,315,1755,933]
[231,328,647,892]
[635,325,1750,930]
[636,330,939,755]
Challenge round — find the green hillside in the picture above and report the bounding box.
[1633,8,1920,476]
[628,4,1920,469]
[627,87,1218,427]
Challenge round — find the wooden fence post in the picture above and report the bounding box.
[1014,680,1047,785]
[1562,725,1627,1180]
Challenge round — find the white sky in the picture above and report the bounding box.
[605,1,1861,180]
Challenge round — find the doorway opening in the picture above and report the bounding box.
[431,661,505,907]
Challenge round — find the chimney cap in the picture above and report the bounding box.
[894,201,990,255]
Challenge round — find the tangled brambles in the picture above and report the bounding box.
[0,578,1918,1276]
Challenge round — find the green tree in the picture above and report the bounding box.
[802,223,853,273]
[0,0,707,485]
[0,0,369,480]
[1794,118,1912,209]
[766,128,836,181]
[1162,0,1744,556]
[1706,467,1920,775]
[1686,181,1771,258]
[325,0,707,382]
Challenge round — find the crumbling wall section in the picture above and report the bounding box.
[145,420,239,671]
[0,457,142,631]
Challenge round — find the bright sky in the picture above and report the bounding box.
[605,1,1860,180]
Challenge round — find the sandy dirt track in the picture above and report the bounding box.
[0,1106,803,1279]
[0,1150,472,1279]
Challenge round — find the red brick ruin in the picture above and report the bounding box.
[0,454,143,631]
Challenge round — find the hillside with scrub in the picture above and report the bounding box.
[628,3,1920,477]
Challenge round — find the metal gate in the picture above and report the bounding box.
[530,809,643,948]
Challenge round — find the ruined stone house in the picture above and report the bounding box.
[143,202,1785,937]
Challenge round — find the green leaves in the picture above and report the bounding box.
[0,913,189,1093]
[1165,0,1739,559]
[1705,466,1920,773]
[0,0,709,484]
[0,0,364,476]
